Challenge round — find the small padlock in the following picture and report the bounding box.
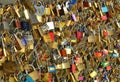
[90,71,97,78]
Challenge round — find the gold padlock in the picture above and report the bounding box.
[43,34,52,43]
[9,75,16,82]
[27,64,40,81]
[0,7,3,15]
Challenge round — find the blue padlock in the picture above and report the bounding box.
[48,66,56,73]
[21,21,30,31]
[101,5,108,13]
[21,38,27,46]
[112,53,119,57]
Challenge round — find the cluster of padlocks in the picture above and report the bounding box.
[0,0,120,82]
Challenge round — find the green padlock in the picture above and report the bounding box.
[101,61,109,68]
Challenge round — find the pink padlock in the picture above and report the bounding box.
[101,15,107,20]
[72,13,77,21]
[78,76,84,81]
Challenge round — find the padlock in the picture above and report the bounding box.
[2,17,10,30]
[48,32,54,42]
[83,0,90,7]
[79,76,84,81]
[70,73,76,82]
[48,66,56,73]
[36,15,43,23]
[20,20,30,31]
[90,71,97,78]
[27,64,40,81]
[76,64,85,72]
[43,34,52,43]
[9,75,16,82]
[24,32,34,50]
[13,33,25,53]
[94,52,102,58]
[32,25,41,40]
[60,48,67,57]
[72,12,77,22]
[23,6,30,20]
[44,6,51,15]
[34,1,44,16]
[62,61,70,69]
[76,31,83,39]
[0,7,3,15]
[101,4,108,13]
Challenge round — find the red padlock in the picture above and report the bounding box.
[15,19,21,28]
[60,49,67,57]
[103,30,108,37]
[83,1,89,7]
[76,31,83,39]
[48,32,54,42]
[94,52,102,58]
[74,56,80,62]
[71,64,76,73]
[106,66,111,71]
[101,15,107,21]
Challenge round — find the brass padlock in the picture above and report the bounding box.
[32,25,41,40]
[9,75,16,82]
[27,64,40,81]
[43,34,52,43]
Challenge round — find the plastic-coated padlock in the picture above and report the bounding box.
[76,31,83,39]
[101,5,108,13]
[94,52,102,58]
